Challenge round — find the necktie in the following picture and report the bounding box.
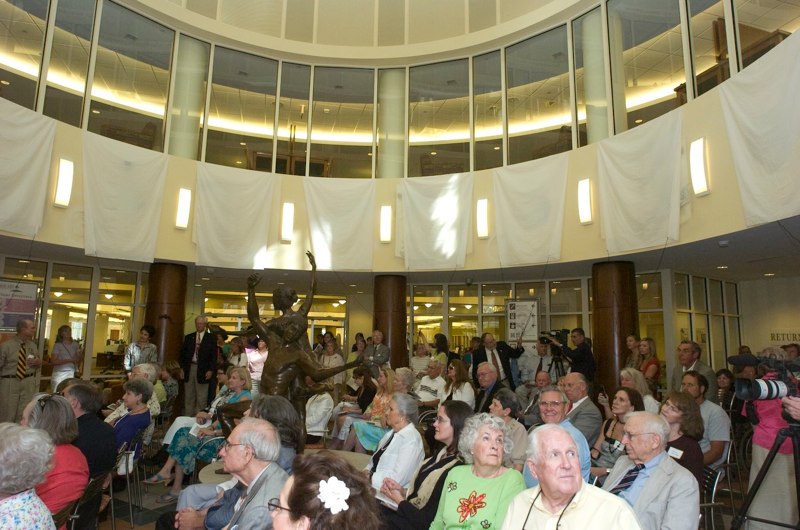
[370,432,395,477]
[610,463,645,495]
[490,349,501,376]
[193,333,201,363]
[16,343,27,380]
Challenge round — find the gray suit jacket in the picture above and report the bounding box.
[227,463,289,530]
[603,453,699,530]
[670,360,719,404]
[566,397,603,446]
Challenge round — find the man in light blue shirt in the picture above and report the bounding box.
[523,386,591,487]
[602,412,698,530]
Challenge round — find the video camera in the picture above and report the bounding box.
[540,330,571,360]
[729,353,800,401]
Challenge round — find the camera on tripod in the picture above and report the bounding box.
[539,329,569,346]
[729,353,800,401]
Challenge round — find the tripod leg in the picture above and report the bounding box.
[730,430,788,530]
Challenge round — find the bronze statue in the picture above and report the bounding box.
[246,251,358,416]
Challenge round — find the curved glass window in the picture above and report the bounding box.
[276,62,310,175]
[573,7,609,146]
[310,67,374,178]
[0,0,49,110]
[506,26,571,164]
[205,47,278,170]
[734,0,798,69]
[88,0,174,151]
[473,51,503,170]
[43,0,96,127]
[607,0,684,132]
[409,59,469,177]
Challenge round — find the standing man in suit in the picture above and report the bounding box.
[0,318,42,423]
[471,332,524,390]
[670,340,718,404]
[563,372,603,446]
[181,315,217,416]
[602,412,699,530]
[364,329,390,378]
[548,328,596,382]
[474,362,502,413]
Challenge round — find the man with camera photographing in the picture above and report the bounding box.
[547,328,596,381]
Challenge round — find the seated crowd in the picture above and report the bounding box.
[2,329,798,530]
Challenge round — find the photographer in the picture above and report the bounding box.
[783,396,800,420]
[548,328,596,381]
[741,346,799,530]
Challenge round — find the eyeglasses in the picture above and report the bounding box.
[37,394,55,410]
[267,498,291,514]
[539,401,566,408]
[622,431,655,439]
[222,440,246,451]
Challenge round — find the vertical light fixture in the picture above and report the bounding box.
[175,188,192,229]
[54,159,74,207]
[578,178,593,224]
[281,202,294,242]
[379,205,392,243]
[690,138,709,196]
[476,198,489,239]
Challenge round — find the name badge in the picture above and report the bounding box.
[668,446,684,459]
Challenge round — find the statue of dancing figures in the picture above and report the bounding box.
[246,251,359,418]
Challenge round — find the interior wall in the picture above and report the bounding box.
[5,86,751,275]
[739,275,800,350]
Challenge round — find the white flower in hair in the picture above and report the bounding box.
[317,476,351,514]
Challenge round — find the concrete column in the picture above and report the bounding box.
[377,69,406,178]
[581,8,609,143]
[168,36,209,159]
[591,261,638,394]
[373,275,408,368]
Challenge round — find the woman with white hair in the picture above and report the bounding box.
[364,393,424,490]
[0,423,56,529]
[429,413,525,530]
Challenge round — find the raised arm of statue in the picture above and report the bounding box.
[246,273,271,341]
[298,251,316,317]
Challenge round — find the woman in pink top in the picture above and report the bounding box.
[21,394,89,529]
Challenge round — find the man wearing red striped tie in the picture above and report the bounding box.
[0,318,42,422]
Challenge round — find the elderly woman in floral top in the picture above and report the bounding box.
[0,423,56,530]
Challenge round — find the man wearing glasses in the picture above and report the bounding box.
[522,386,591,488]
[156,418,288,530]
[602,412,698,530]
